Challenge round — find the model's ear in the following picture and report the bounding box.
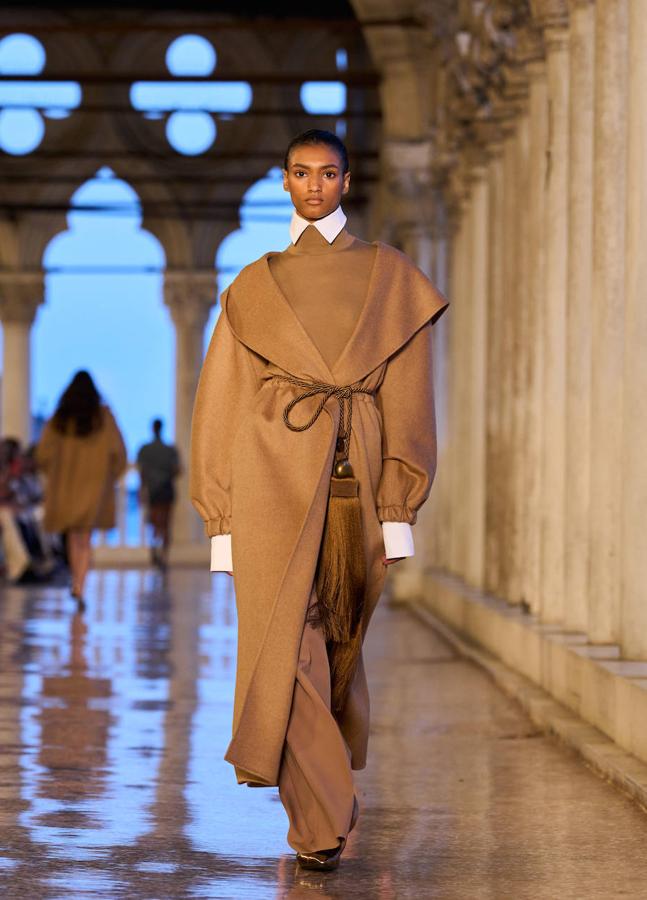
[282,168,289,191]
[342,170,351,195]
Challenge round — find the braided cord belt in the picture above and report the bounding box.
[272,374,373,459]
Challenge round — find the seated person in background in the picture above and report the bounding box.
[136,418,180,570]
[0,438,52,582]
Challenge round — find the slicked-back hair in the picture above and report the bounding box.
[284,129,349,174]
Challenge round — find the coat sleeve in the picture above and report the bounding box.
[190,307,263,538]
[375,322,437,526]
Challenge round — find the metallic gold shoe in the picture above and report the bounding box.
[296,839,345,872]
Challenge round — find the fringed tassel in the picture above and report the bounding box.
[328,627,364,716]
[312,461,367,715]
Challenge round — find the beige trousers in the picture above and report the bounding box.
[278,597,357,853]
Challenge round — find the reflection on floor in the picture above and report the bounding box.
[0,569,646,899]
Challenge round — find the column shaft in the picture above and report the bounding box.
[523,64,548,616]
[565,0,595,632]
[390,224,441,597]
[620,0,647,658]
[484,148,505,597]
[465,169,489,589]
[589,0,628,642]
[165,273,215,548]
[510,115,530,605]
[1,320,32,443]
[499,133,519,602]
[448,210,469,576]
[540,27,570,623]
[0,276,43,445]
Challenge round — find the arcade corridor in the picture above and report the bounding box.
[0,571,645,899]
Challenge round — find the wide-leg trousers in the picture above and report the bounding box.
[277,590,357,853]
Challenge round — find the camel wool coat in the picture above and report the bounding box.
[190,241,449,787]
[37,406,128,532]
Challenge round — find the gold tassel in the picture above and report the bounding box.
[312,458,367,715]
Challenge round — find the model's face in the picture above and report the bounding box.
[283,144,350,220]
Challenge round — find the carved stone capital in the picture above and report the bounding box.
[543,23,570,52]
[531,0,570,32]
[164,270,216,330]
[383,139,435,197]
[0,272,44,324]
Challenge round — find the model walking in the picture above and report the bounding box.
[37,370,127,607]
[136,417,180,570]
[191,130,448,870]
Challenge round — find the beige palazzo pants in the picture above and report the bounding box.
[278,588,357,853]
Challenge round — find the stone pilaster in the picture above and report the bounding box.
[620,0,647,658]
[0,273,44,443]
[465,164,489,590]
[448,193,470,579]
[382,138,453,600]
[565,0,595,632]
[522,60,548,617]
[164,271,216,547]
[539,19,570,623]
[509,113,531,606]
[588,0,628,643]
[498,130,520,603]
[484,142,506,598]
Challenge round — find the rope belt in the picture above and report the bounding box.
[273,374,370,714]
[272,375,373,460]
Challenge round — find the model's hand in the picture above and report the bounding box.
[382,555,405,566]
[227,571,233,577]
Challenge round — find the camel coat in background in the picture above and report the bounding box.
[190,241,449,788]
[37,405,128,532]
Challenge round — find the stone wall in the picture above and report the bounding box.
[353,0,647,761]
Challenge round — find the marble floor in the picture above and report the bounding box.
[0,569,646,899]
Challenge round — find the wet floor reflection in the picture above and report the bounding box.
[0,570,646,898]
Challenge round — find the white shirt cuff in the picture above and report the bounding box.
[210,534,233,572]
[382,521,415,559]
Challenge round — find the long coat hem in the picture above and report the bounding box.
[190,240,449,788]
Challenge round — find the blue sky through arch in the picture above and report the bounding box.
[208,167,293,348]
[34,168,171,458]
[0,37,350,454]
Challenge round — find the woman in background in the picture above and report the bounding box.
[37,370,127,607]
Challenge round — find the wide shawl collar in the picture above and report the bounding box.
[219,242,448,788]
[222,241,449,386]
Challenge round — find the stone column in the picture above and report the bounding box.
[565,0,595,633]
[0,273,44,443]
[383,139,435,274]
[465,164,489,590]
[522,60,548,617]
[164,271,216,547]
[448,198,469,579]
[621,0,647,658]
[539,18,570,623]
[589,0,628,643]
[484,143,505,597]
[498,130,519,603]
[381,140,444,600]
[509,114,530,606]
[428,217,452,571]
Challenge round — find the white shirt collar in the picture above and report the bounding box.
[289,205,347,245]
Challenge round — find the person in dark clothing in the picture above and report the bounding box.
[136,419,180,569]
